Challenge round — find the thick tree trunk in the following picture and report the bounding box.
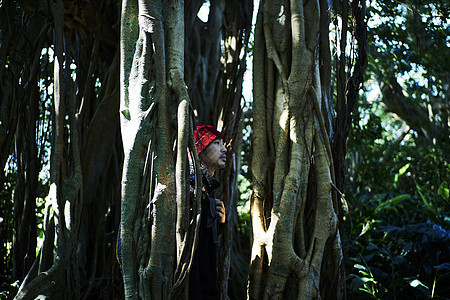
[120,1,200,298]
[249,0,344,298]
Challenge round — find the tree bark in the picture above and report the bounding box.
[119,0,199,298]
[249,0,344,298]
[333,0,368,193]
[11,1,123,298]
[1,6,47,281]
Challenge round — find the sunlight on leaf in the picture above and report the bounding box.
[410,279,428,289]
[394,163,410,183]
[438,181,449,200]
[360,221,373,236]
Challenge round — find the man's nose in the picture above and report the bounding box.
[221,144,227,153]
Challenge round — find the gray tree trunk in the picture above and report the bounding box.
[120,0,200,298]
[249,0,345,298]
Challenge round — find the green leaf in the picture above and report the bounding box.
[360,277,376,283]
[354,263,373,277]
[438,181,449,200]
[348,274,364,292]
[354,264,367,270]
[375,194,410,212]
[357,287,376,298]
[409,279,429,289]
[434,262,450,272]
[121,109,131,121]
[416,183,431,208]
[398,163,410,176]
[394,163,410,183]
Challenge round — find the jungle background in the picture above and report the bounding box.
[1,0,449,299]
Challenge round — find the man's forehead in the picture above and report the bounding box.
[205,138,225,149]
[207,138,224,146]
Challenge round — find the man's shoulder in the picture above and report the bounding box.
[201,164,220,194]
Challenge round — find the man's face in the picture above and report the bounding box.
[200,138,227,174]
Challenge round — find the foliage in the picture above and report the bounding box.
[344,93,449,299]
[346,217,449,299]
[366,0,449,142]
[367,0,449,92]
[344,1,449,295]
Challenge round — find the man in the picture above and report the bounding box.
[189,124,227,299]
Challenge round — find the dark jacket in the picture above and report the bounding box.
[189,164,221,300]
